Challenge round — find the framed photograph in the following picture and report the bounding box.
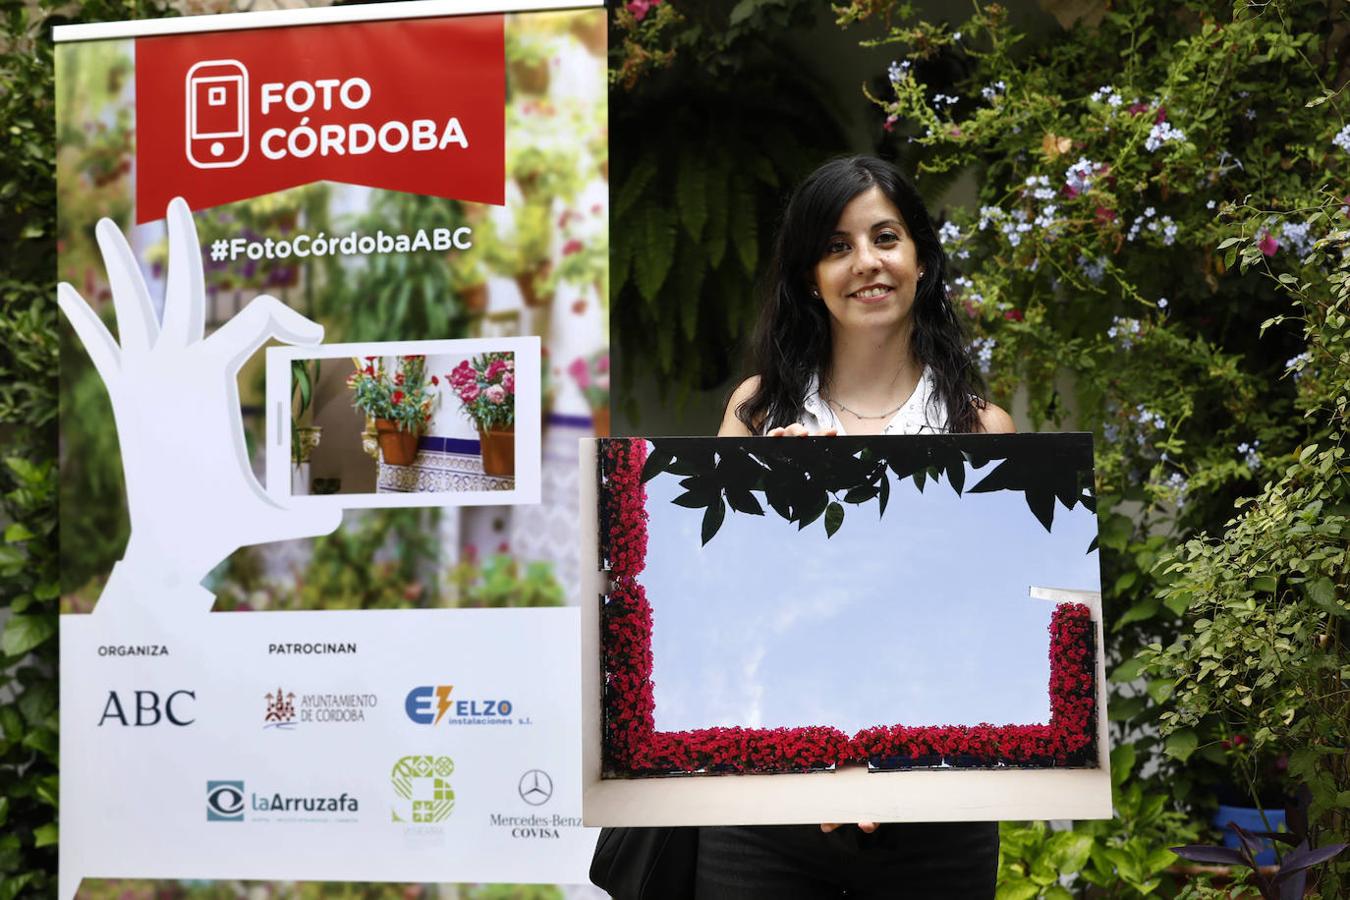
[579,435,1111,825]
[266,337,540,508]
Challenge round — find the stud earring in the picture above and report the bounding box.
[918,269,926,280]
[810,286,821,298]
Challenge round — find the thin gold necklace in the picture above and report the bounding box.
[823,362,913,420]
[825,393,906,420]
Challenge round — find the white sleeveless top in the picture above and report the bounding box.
[797,366,949,435]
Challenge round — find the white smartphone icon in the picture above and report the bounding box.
[185,59,248,169]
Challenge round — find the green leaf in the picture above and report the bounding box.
[728,0,758,26]
[1,614,55,658]
[0,706,22,742]
[3,522,34,542]
[640,447,675,483]
[1114,595,1161,630]
[729,178,758,276]
[1110,657,1145,683]
[824,501,844,537]
[0,797,8,827]
[676,151,708,240]
[614,152,657,220]
[33,823,57,848]
[1306,577,1344,617]
[1164,729,1199,763]
[994,882,1040,900]
[22,726,57,757]
[725,487,764,516]
[1111,743,1136,786]
[633,206,676,302]
[0,873,34,900]
[877,473,890,518]
[1162,588,1192,616]
[1145,678,1173,704]
[701,499,726,545]
[1109,695,1146,721]
[1049,831,1094,872]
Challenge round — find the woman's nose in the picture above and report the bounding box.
[852,243,880,273]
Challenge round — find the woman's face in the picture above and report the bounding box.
[810,185,923,335]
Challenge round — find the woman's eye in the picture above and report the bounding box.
[876,231,900,245]
[826,240,850,254]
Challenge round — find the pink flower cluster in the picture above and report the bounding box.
[627,0,661,22]
[447,355,514,406]
[599,438,1099,775]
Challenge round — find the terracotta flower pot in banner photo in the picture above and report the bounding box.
[375,418,419,467]
[463,282,489,314]
[570,15,607,56]
[509,59,550,96]
[591,406,610,438]
[479,424,515,477]
[515,261,553,308]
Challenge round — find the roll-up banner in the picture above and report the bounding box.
[54,2,607,896]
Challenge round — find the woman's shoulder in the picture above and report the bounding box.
[976,400,1015,434]
[720,376,762,436]
[719,376,762,436]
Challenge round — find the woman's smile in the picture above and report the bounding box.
[848,283,895,302]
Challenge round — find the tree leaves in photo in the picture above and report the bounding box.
[639,434,1093,544]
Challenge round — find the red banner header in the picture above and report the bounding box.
[135,15,505,222]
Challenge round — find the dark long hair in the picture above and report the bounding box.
[734,155,988,434]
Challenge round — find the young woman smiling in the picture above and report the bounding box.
[721,155,1012,440]
[705,155,1012,899]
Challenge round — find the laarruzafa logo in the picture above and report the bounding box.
[135,16,506,222]
[207,780,245,821]
[185,59,249,169]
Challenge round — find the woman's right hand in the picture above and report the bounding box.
[765,424,838,437]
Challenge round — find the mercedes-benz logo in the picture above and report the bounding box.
[518,769,553,806]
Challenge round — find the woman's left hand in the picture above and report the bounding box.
[765,423,838,437]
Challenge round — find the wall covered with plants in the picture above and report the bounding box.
[611,0,1347,896]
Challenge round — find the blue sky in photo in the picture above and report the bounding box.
[642,450,1101,735]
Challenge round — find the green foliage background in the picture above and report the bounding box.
[2,3,181,894]
[613,0,1348,897]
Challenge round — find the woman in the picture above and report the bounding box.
[704,155,1011,898]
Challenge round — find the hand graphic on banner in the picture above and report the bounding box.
[58,197,341,616]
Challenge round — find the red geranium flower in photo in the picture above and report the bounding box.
[391,390,405,405]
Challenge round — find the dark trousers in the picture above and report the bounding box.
[694,822,998,899]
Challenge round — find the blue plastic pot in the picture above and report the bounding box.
[1213,805,1287,867]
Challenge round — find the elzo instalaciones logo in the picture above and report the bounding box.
[207,780,245,821]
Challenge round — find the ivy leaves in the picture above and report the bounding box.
[640,435,1095,546]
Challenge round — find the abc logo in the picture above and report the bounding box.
[207,781,245,821]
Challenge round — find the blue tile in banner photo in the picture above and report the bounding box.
[417,435,482,455]
[548,412,595,429]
